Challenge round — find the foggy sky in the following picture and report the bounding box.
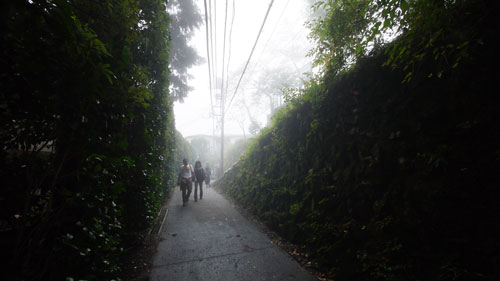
[173,0,314,138]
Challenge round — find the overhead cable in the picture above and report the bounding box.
[203,0,214,117]
[255,0,290,67]
[224,0,236,98]
[213,0,218,98]
[209,0,216,107]
[220,0,229,111]
[224,0,275,114]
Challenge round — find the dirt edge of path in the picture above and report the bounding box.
[120,195,173,281]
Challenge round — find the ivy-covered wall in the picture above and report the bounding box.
[215,1,500,280]
[0,0,182,280]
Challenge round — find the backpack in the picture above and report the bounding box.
[195,168,205,181]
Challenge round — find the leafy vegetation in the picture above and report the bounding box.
[215,0,500,279]
[0,0,193,279]
[167,0,203,102]
[174,130,197,170]
[308,0,485,82]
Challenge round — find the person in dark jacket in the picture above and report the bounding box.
[193,160,205,201]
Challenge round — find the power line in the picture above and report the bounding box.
[208,0,217,154]
[224,0,275,114]
[224,0,236,101]
[255,0,290,67]
[208,0,215,111]
[213,0,218,98]
[220,0,229,106]
[218,0,230,177]
[242,0,291,95]
[203,0,214,117]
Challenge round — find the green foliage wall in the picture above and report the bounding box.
[173,130,196,175]
[0,0,178,279]
[215,1,500,280]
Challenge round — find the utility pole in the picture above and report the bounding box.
[219,0,229,179]
[220,92,224,178]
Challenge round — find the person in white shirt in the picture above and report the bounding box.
[177,158,194,206]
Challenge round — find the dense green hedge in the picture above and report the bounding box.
[215,1,500,280]
[0,0,182,280]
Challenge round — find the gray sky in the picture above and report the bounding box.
[173,0,314,138]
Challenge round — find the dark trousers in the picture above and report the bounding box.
[194,180,203,200]
[180,179,192,204]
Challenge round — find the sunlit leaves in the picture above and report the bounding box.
[308,0,483,82]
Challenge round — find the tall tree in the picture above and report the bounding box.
[167,0,203,102]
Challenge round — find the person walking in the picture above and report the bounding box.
[193,161,205,201]
[177,158,194,206]
[205,163,212,188]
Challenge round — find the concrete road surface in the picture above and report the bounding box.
[151,186,316,281]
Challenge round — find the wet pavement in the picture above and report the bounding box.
[150,186,316,281]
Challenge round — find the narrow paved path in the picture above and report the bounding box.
[151,186,316,281]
